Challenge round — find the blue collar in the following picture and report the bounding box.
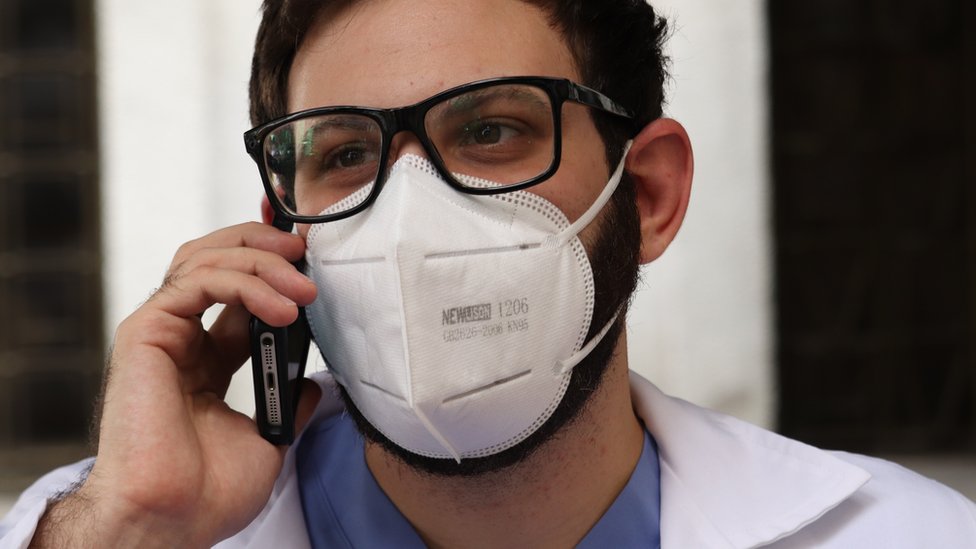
[297,414,660,548]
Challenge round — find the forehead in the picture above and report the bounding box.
[287,0,578,112]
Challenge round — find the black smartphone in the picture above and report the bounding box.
[250,308,310,445]
[250,214,311,445]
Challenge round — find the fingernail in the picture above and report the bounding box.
[279,295,296,306]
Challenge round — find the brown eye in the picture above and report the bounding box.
[460,120,521,147]
[473,123,501,144]
[337,147,368,167]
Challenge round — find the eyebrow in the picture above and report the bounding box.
[302,116,377,138]
[440,87,550,116]
[298,116,378,156]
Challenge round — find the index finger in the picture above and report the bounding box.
[170,222,306,271]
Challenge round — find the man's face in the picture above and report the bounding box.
[288,0,613,237]
[288,0,642,475]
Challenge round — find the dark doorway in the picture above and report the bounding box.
[771,0,976,453]
[0,0,103,489]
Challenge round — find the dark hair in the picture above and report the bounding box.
[248,0,670,165]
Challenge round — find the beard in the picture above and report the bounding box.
[330,172,643,477]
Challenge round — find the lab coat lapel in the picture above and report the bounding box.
[629,372,871,548]
[240,372,872,548]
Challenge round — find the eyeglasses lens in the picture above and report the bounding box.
[424,84,555,188]
[263,113,381,218]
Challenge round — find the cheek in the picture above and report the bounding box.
[529,154,609,225]
[528,104,610,224]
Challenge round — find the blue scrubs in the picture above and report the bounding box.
[298,413,661,548]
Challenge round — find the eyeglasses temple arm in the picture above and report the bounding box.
[567,83,634,119]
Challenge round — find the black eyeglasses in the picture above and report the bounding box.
[244,76,635,224]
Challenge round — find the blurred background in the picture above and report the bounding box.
[0,0,973,513]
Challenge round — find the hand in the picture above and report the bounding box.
[32,222,319,548]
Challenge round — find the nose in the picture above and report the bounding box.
[387,132,429,169]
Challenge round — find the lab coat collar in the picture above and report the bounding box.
[234,372,871,549]
[629,371,871,548]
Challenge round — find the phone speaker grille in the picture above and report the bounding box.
[268,397,280,425]
[261,334,282,426]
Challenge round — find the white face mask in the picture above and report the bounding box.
[304,145,630,461]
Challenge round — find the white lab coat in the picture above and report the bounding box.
[3,371,975,548]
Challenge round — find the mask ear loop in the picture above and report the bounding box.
[547,141,633,374]
[543,140,633,250]
[553,308,621,376]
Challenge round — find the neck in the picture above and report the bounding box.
[365,331,644,548]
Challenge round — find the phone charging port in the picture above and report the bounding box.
[266,372,276,390]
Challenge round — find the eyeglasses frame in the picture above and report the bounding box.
[244,76,636,225]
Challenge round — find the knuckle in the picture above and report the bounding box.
[173,239,200,263]
[115,312,139,337]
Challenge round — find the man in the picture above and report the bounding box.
[3,0,975,547]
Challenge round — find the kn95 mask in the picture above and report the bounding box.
[304,146,629,461]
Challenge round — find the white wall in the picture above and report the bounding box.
[96,0,265,414]
[96,1,772,426]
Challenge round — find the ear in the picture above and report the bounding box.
[261,195,275,225]
[626,118,693,264]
